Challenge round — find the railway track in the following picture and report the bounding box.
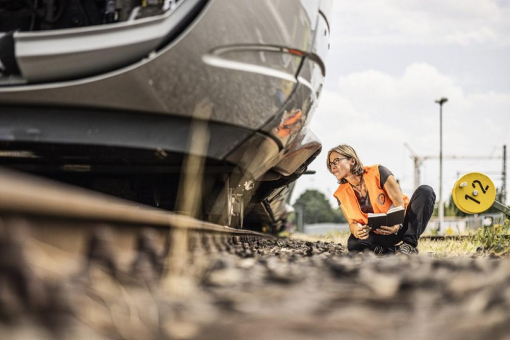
[421,235,475,241]
[2,169,510,340]
[0,168,279,339]
[421,234,510,241]
[0,168,273,237]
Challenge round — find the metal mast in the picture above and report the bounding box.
[502,145,507,204]
[435,97,448,231]
[404,142,421,191]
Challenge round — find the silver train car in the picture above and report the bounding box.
[0,0,331,232]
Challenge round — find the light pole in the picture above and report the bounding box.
[435,97,448,231]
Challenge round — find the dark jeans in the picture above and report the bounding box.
[347,185,436,252]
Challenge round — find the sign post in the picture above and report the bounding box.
[452,172,509,217]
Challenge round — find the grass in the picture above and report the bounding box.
[418,237,479,257]
[473,219,510,256]
[289,218,510,258]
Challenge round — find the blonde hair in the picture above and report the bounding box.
[326,144,365,183]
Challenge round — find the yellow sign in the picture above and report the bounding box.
[451,172,496,214]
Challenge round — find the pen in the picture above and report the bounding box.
[358,222,371,230]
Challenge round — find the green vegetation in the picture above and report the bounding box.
[290,190,510,257]
[293,189,346,224]
[474,218,510,255]
[292,218,510,258]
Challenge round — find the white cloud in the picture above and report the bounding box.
[332,0,510,46]
[293,63,510,206]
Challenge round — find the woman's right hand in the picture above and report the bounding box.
[353,224,370,239]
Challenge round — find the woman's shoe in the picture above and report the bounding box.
[396,242,419,255]
[373,245,397,257]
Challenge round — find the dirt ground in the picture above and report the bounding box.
[1,234,510,340]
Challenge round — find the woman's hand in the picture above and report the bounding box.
[373,224,400,235]
[353,224,370,239]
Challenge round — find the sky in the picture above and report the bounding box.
[292,0,510,207]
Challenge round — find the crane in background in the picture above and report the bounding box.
[404,143,506,202]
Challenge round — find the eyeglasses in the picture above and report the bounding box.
[328,157,349,168]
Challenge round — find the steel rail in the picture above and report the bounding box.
[0,168,277,338]
[0,167,273,238]
[421,234,510,241]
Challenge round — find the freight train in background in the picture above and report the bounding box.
[0,0,331,233]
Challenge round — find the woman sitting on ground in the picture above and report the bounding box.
[327,144,436,255]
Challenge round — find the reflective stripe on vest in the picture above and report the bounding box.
[333,165,410,225]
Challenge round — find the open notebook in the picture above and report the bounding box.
[367,206,405,230]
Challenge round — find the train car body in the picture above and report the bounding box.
[0,0,331,232]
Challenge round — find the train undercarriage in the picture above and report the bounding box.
[0,0,331,232]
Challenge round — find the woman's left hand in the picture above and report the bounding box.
[373,224,400,235]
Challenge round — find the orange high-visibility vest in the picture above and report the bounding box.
[333,165,409,225]
[276,110,302,138]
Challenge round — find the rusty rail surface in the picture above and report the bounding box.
[421,235,474,241]
[421,234,510,241]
